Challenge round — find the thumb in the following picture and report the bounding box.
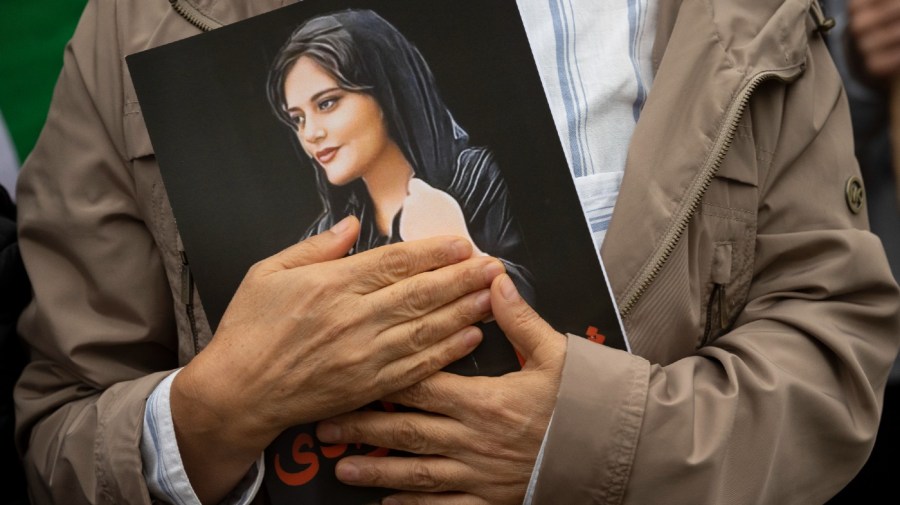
[267,215,360,271]
[491,273,565,367]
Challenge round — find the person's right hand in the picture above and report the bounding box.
[849,0,900,79]
[169,215,505,504]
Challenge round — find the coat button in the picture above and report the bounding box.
[845,176,865,214]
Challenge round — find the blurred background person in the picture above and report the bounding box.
[823,0,900,502]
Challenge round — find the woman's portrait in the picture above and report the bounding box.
[266,9,535,303]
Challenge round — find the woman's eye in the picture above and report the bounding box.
[291,114,306,128]
[318,97,339,111]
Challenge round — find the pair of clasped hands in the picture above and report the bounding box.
[170,216,567,505]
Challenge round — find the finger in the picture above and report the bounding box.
[376,289,491,356]
[262,215,360,272]
[491,274,565,365]
[381,492,488,505]
[373,322,484,394]
[856,19,900,54]
[367,257,504,326]
[865,47,900,78]
[317,411,464,457]
[340,236,474,293]
[334,455,472,493]
[850,0,900,35]
[384,373,481,417]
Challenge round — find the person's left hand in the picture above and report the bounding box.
[316,273,567,504]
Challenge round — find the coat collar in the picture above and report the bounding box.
[177,0,290,25]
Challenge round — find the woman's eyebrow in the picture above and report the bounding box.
[287,87,342,114]
[309,87,342,103]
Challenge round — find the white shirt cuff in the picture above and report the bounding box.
[141,368,264,505]
[522,410,554,505]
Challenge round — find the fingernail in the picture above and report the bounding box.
[475,289,492,312]
[499,274,519,301]
[336,461,360,482]
[330,216,352,235]
[482,260,505,283]
[317,422,341,442]
[452,239,472,260]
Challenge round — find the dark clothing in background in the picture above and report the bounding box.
[1,185,31,505]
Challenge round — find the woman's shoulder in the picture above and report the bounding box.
[455,146,496,172]
[445,146,509,206]
[451,146,501,185]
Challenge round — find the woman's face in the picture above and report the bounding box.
[284,56,392,186]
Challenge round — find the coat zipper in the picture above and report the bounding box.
[700,282,729,347]
[169,0,221,32]
[167,0,217,353]
[619,69,799,318]
[180,250,201,354]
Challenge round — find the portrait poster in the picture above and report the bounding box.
[127,0,629,503]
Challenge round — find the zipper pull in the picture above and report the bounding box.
[719,285,728,329]
[180,250,194,306]
[810,1,835,33]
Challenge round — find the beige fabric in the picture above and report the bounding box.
[13,1,900,504]
[535,1,900,504]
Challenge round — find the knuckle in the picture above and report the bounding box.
[378,248,416,279]
[404,352,444,383]
[400,380,432,406]
[460,260,486,288]
[401,318,431,353]
[430,240,453,265]
[355,461,386,487]
[454,296,481,323]
[245,259,268,279]
[512,303,542,329]
[401,280,434,314]
[397,418,430,455]
[409,460,441,490]
[341,420,365,442]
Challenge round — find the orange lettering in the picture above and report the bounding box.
[321,443,347,459]
[274,433,319,486]
[585,326,606,345]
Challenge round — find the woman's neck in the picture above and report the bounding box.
[361,143,413,236]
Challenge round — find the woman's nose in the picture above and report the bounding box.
[302,119,326,143]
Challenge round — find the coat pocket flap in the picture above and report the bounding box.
[124,101,155,160]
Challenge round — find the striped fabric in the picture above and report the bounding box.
[518,0,657,247]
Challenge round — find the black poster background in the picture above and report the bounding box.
[128,0,628,502]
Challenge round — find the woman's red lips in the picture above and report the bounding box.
[316,146,338,164]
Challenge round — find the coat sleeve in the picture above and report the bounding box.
[14,2,179,503]
[532,26,900,505]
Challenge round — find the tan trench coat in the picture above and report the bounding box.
[14,0,900,504]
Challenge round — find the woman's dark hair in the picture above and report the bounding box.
[267,16,372,128]
[266,10,469,240]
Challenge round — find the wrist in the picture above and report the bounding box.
[170,357,275,503]
[172,355,277,457]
